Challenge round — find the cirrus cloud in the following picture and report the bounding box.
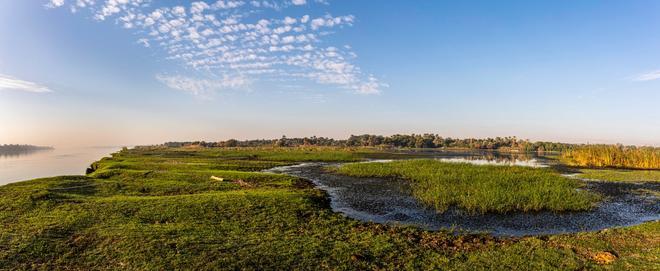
[0,74,53,93]
[631,70,660,81]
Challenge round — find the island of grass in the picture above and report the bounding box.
[1,146,658,270]
[574,168,660,183]
[334,160,600,214]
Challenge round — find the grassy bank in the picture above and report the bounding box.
[0,147,657,270]
[334,160,599,214]
[561,145,660,170]
[575,168,660,183]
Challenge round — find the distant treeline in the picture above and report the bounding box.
[561,145,660,170]
[162,136,660,169]
[163,134,576,152]
[0,144,53,156]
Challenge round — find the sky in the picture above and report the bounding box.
[0,0,659,147]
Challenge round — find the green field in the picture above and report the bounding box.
[334,160,600,214]
[0,147,658,270]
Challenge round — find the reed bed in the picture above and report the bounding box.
[561,145,660,170]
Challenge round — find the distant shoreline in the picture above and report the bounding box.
[0,144,54,157]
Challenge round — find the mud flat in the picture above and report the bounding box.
[267,163,660,236]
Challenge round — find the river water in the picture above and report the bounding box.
[0,147,120,186]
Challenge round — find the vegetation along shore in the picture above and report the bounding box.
[0,145,658,269]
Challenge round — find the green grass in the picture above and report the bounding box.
[121,146,373,161]
[0,147,657,270]
[334,160,600,214]
[575,168,660,183]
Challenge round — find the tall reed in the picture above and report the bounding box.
[561,145,660,170]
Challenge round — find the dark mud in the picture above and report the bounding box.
[266,163,660,237]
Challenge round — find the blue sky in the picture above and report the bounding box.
[0,0,659,147]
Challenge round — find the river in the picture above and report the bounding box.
[0,146,121,186]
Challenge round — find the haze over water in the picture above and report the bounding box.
[0,147,120,186]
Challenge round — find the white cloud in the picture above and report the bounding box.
[190,2,209,13]
[0,74,53,93]
[156,74,249,97]
[172,6,186,16]
[355,76,388,95]
[632,70,660,81]
[48,0,385,95]
[283,16,296,25]
[213,0,245,9]
[137,38,150,47]
[48,0,65,7]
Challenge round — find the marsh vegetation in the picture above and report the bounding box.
[333,160,599,214]
[0,146,657,270]
[561,145,660,170]
[575,168,660,183]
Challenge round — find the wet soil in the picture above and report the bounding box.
[266,163,660,237]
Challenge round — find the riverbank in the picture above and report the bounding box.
[0,147,658,269]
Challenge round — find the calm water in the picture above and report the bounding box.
[0,147,120,186]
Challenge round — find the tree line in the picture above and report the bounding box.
[0,144,53,156]
[162,134,578,152]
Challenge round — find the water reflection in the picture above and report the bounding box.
[435,157,548,167]
[0,148,54,158]
[392,149,553,167]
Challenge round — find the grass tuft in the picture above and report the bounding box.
[334,159,600,214]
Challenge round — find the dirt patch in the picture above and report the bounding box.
[591,251,617,264]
